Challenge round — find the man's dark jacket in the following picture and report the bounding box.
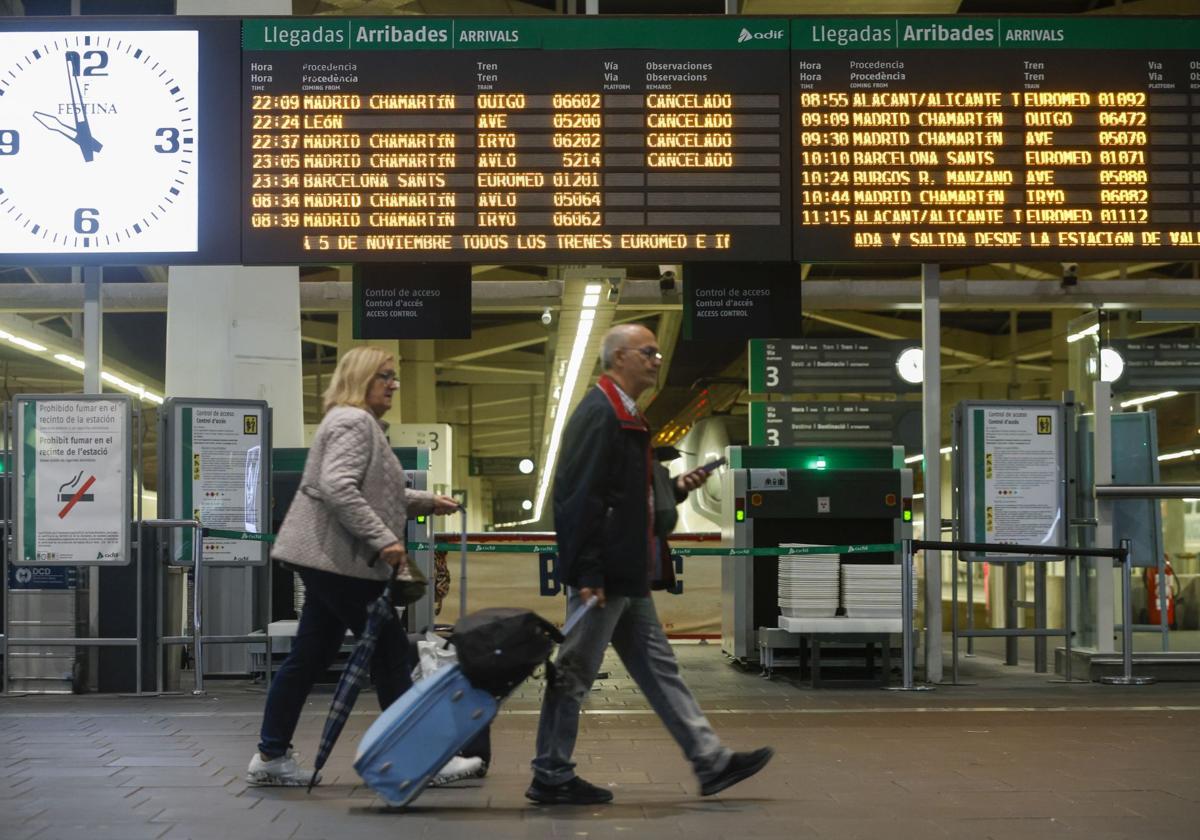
[553,375,657,596]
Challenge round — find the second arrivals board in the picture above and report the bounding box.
[793,17,1200,261]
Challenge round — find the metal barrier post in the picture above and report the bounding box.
[190,521,203,695]
[887,539,933,692]
[1101,538,1155,686]
[1064,554,1074,683]
[142,518,203,695]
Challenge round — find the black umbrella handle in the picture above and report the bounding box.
[382,563,398,603]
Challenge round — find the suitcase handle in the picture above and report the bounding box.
[459,505,468,619]
[562,595,598,637]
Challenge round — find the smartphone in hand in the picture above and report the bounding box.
[700,456,727,473]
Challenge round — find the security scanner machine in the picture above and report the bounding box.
[720,445,913,682]
[251,447,434,677]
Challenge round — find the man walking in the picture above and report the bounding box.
[527,324,773,805]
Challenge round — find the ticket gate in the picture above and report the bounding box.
[241,447,434,679]
[720,445,913,664]
[270,446,434,630]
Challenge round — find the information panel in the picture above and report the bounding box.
[1107,338,1200,393]
[747,337,922,393]
[13,395,132,566]
[749,401,922,452]
[955,400,1066,560]
[792,17,1200,261]
[164,399,270,567]
[242,17,791,263]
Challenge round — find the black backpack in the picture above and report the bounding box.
[450,608,564,699]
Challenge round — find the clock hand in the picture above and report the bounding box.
[32,110,80,144]
[65,58,102,161]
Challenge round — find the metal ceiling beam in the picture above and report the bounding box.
[434,366,543,384]
[799,279,1200,310]
[301,319,338,348]
[3,278,1198,313]
[435,322,549,362]
[803,310,995,362]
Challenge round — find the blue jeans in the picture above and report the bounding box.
[258,566,411,759]
[532,588,731,785]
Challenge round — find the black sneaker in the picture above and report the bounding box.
[525,776,614,805]
[700,747,774,797]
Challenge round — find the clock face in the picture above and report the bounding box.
[0,30,199,254]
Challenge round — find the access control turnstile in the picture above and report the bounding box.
[247,447,434,679]
[720,445,913,666]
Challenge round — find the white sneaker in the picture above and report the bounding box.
[428,755,484,787]
[246,750,321,787]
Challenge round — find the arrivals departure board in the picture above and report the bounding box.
[242,18,791,263]
[792,17,1200,261]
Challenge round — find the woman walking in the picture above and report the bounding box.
[247,346,462,786]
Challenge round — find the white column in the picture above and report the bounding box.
[166,266,304,444]
[172,0,297,681]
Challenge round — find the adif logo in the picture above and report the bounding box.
[738,27,785,43]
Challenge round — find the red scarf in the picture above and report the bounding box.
[595,375,656,584]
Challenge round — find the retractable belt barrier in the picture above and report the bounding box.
[198,531,903,559]
[407,542,901,556]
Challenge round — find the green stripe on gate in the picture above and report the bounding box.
[202,528,276,543]
[406,542,901,556]
[191,532,898,554]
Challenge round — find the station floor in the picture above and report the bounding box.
[2,638,1198,840]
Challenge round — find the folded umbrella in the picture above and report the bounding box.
[308,569,399,793]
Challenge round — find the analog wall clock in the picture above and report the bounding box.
[0,30,199,254]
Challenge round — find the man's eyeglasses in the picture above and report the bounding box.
[374,371,398,383]
[627,346,663,362]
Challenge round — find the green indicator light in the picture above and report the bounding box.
[903,510,912,522]
[417,515,426,523]
[736,510,745,522]
[805,457,827,470]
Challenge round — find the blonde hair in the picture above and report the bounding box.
[323,346,394,413]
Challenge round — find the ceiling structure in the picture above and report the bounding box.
[2,0,1199,518]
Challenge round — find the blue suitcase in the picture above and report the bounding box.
[354,663,496,808]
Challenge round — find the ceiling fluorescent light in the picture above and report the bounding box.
[582,293,600,307]
[1066,324,1099,343]
[54,353,86,370]
[1157,449,1197,462]
[904,453,923,464]
[584,283,602,294]
[7,335,47,352]
[527,316,595,523]
[1120,391,1179,408]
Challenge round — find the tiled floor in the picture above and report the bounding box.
[1,642,1198,839]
